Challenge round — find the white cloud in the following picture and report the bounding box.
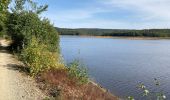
[55,18,170,29]
[42,7,112,22]
[56,19,128,29]
[42,0,170,29]
[102,0,170,21]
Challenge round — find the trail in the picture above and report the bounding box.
[0,39,46,100]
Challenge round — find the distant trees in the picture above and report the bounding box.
[57,28,170,37]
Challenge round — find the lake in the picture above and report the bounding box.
[60,35,170,99]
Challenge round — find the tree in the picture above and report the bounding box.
[0,0,10,12]
[11,0,48,14]
[0,0,11,36]
[8,0,59,52]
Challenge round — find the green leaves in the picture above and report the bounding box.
[0,0,10,12]
[0,0,11,36]
[12,0,26,13]
[68,60,89,84]
[8,12,59,52]
[36,5,48,14]
[129,79,166,100]
[128,96,135,100]
[138,83,150,96]
[11,0,48,14]
[7,0,61,76]
[20,37,64,76]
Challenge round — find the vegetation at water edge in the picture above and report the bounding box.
[57,28,170,37]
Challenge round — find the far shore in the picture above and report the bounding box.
[61,35,170,40]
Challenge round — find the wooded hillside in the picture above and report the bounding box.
[57,28,170,37]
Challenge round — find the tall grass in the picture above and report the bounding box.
[67,60,88,84]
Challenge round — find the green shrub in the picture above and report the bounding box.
[7,12,59,52]
[7,1,61,76]
[0,0,10,37]
[67,60,88,84]
[20,37,64,76]
[0,11,8,37]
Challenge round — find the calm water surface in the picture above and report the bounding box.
[60,36,170,99]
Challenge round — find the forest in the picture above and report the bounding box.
[57,28,170,37]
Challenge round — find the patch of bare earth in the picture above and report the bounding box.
[0,39,46,100]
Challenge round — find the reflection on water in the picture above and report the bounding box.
[60,36,170,99]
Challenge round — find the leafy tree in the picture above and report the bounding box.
[11,0,48,14]
[0,0,11,36]
[8,0,59,52]
[8,12,59,52]
[6,0,61,76]
[0,0,10,12]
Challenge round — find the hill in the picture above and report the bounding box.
[56,28,170,37]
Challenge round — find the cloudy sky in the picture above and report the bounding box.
[38,0,170,29]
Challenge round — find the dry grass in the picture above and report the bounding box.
[37,69,118,100]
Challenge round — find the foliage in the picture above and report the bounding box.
[67,60,88,84]
[0,20,6,36]
[127,96,135,100]
[11,0,48,14]
[4,0,60,77]
[128,79,166,100]
[20,37,64,76]
[0,0,10,16]
[57,28,170,37]
[7,11,59,52]
[0,0,11,36]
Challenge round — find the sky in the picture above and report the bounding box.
[37,0,170,29]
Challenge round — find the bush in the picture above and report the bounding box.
[67,60,88,84]
[0,0,10,37]
[20,37,64,76]
[6,1,61,76]
[7,12,59,52]
[0,12,8,37]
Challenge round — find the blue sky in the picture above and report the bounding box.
[38,0,170,29]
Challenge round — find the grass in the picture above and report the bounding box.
[37,68,117,100]
[67,60,89,84]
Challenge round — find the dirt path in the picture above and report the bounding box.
[0,40,46,100]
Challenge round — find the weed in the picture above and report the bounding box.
[67,60,88,84]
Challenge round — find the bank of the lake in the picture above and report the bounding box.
[0,39,119,100]
[36,68,119,100]
[57,28,170,37]
[62,35,170,40]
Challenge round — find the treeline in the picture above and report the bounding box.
[57,28,170,37]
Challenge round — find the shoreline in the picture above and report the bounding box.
[37,69,119,100]
[89,80,119,99]
[61,35,170,40]
[1,39,119,100]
